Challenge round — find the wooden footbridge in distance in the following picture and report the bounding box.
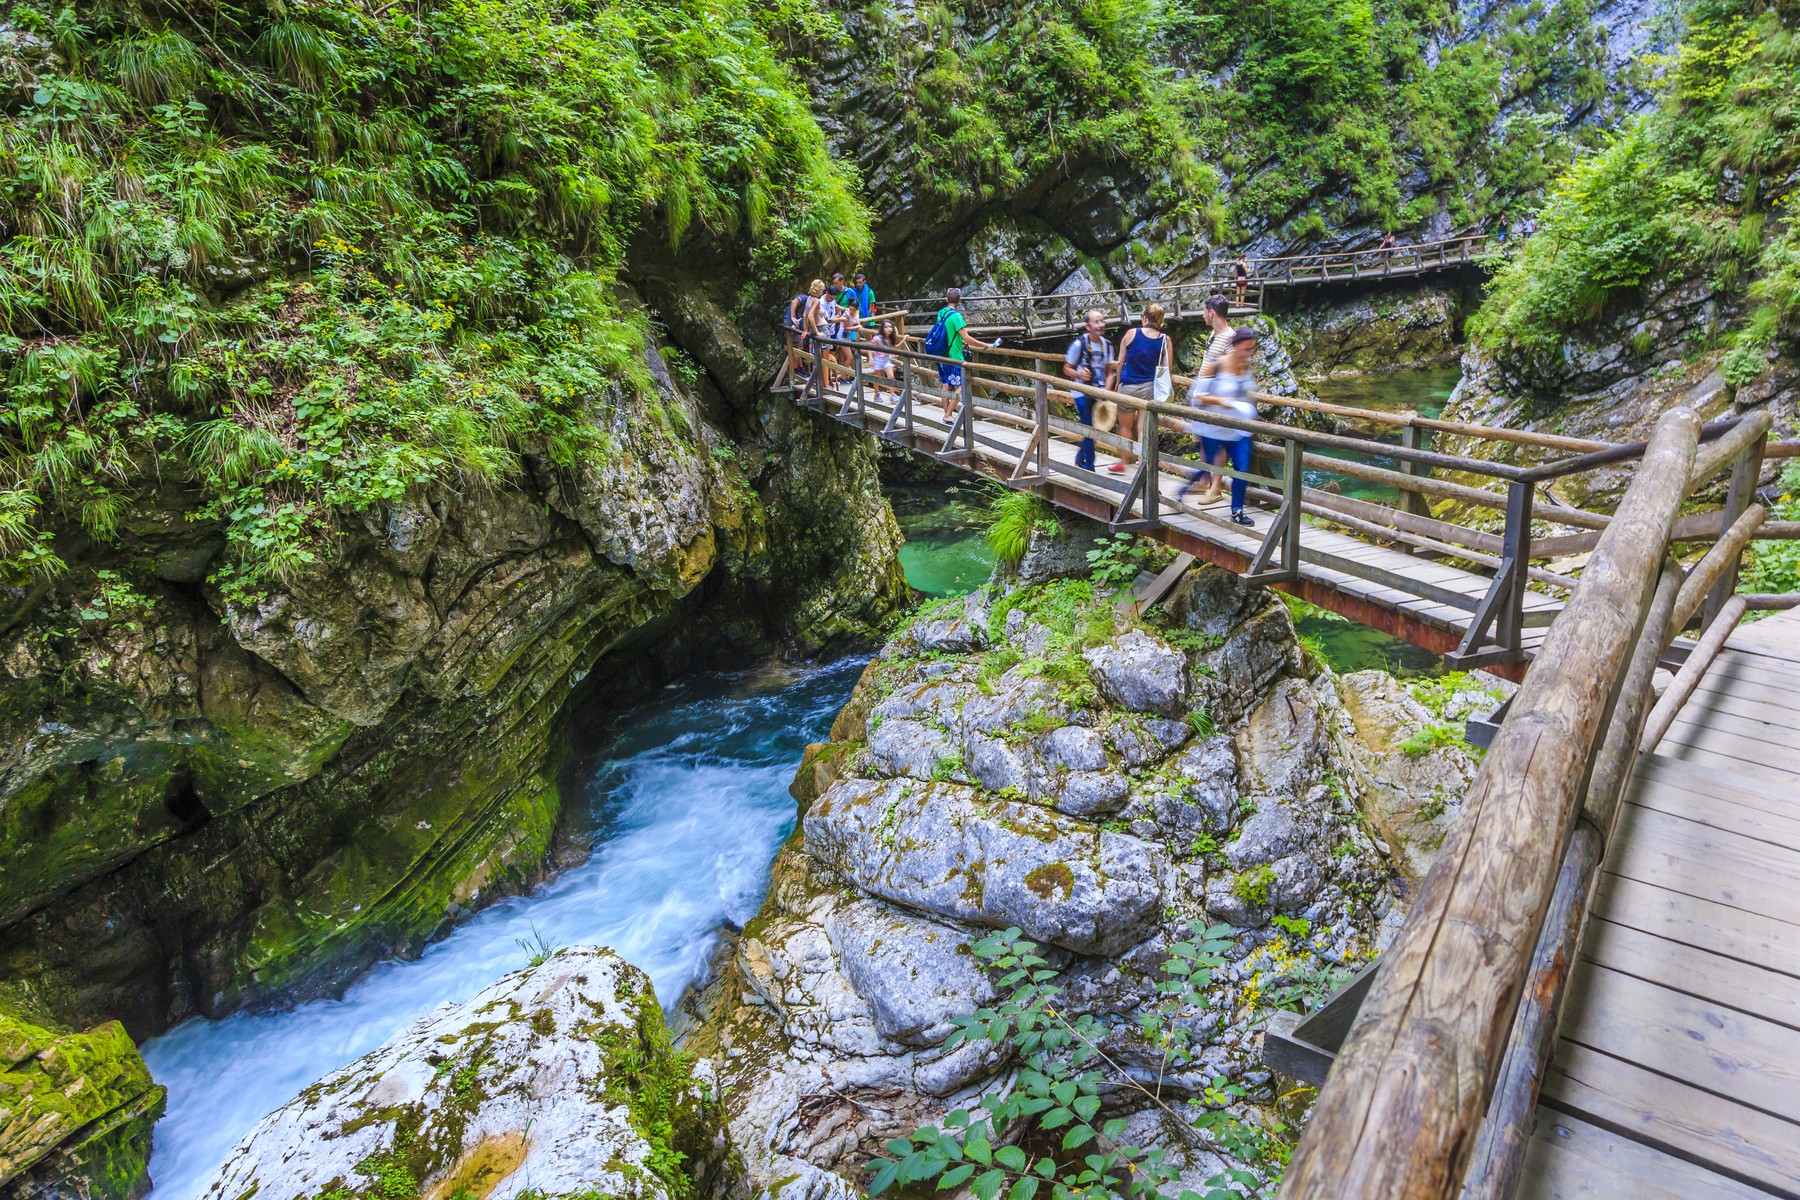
[885,233,1491,339]
[776,328,1800,1198]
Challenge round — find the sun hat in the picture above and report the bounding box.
[1093,399,1118,432]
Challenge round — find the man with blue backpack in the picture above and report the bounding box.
[924,287,999,420]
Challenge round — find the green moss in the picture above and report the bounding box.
[1231,864,1277,908]
[0,1008,165,1200]
[1023,861,1075,901]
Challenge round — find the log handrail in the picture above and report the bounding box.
[1278,406,1780,1200]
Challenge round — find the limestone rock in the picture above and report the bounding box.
[198,947,737,1200]
[830,900,997,1046]
[1084,629,1188,714]
[804,778,1165,956]
[1335,671,1484,881]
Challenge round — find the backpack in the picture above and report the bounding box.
[923,310,952,357]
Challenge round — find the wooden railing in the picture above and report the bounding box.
[781,329,1796,668]
[881,234,1492,335]
[1277,404,1790,1200]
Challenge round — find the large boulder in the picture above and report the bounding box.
[198,947,738,1200]
[804,778,1165,956]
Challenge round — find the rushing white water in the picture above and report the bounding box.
[140,655,865,1199]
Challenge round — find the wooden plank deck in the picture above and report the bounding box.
[800,377,1563,663]
[1520,608,1800,1200]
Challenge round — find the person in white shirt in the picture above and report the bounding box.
[1178,328,1260,526]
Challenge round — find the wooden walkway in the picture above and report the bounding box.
[1520,608,1800,1199]
[889,234,1491,339]
[795,366,1567,672]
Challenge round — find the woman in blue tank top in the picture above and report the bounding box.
[1106,303,1171,473]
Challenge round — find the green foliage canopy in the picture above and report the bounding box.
[1469,0,1800,375]
[0,0,869,596]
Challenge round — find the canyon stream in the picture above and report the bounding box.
[137,366,1455,1195]
[140,656,867,1198]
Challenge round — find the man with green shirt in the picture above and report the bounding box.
[934,287,998,418]
[847,270,876,319]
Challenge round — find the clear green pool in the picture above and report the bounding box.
[891,482,997,598]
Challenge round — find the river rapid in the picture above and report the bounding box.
[139,656,866,1198]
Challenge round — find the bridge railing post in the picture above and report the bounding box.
[1496,481,1532,653]
[849,343,865,419]
[1397,417,1432,551]
[1702,434,1766,627]
[960,371,975,455]
[1142,408,1160,525]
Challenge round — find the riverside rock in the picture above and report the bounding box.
[198,947,738,1200]
[690,551,1478,1195]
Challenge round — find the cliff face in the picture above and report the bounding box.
[788,0,1663,301]
[0,322,902,1040]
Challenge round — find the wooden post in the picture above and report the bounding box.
[1012,378,1050,483]
[1397,418,1432,551]
[847,346,865,418]
[1276,407,1704,1200]
[960,371,974,455]
[1495,480,1533,653]
[1142,408,1160,525]
[1282,437,1302,571]
[1702,435,1766,626]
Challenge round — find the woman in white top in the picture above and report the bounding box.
[868,319,904,391]
[1177,328,1259,526]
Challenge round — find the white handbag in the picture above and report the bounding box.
[1152,365,1172,404]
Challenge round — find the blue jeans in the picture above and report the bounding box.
[1188,435,1251,510]
[1074,395,1096,470]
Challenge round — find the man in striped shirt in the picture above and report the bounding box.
[1201,294,1235,367]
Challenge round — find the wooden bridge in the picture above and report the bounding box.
[885,233,1491,339]
[778,330,1800,1198]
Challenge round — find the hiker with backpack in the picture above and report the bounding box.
[1062,309,1111,472]
[925,287,999,420]
[1177,328,1261,527]
[1106,302,1172,474]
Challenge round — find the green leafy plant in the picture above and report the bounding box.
[989,489,1056,570]
[1186,707,1217,739]
[1085,534,1149,592]
[1741,459,1800,600]
[1398,723,1467,757]
[866,925,1273,1200]
[1230,864,1276,908]
[515,925,557,968]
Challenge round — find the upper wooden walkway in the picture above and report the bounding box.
[887,234,1491,338]
[1520,608,1800,1198]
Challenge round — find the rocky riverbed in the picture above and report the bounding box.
[149,515,1504,1200]
[671,516,1500,1197]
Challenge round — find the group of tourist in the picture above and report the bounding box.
[1058,295,1258,526]
[784,273,1261,528]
